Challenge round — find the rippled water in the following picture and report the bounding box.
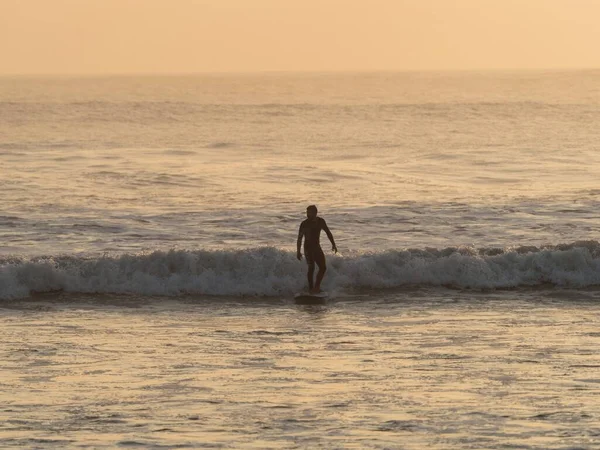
[2,291,600,449]
[1,71,599,255]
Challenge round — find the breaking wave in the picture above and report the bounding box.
[2,241,600,300]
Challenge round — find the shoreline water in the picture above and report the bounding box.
[2,289,600,449]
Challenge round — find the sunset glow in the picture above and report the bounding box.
[1,0,599,74]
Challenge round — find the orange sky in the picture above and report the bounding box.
[1,0,599,74]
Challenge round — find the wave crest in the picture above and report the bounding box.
[2,242,600,300]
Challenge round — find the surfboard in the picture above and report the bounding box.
[294,292,328,304]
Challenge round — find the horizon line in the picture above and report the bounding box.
[1,67,599,78]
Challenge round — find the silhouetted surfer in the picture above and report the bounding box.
[297,205,337,294]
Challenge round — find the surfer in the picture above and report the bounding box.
[297,205,337,294]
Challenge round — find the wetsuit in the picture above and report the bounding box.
[298,217,333,266]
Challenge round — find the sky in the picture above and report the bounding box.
[1,0,599,75]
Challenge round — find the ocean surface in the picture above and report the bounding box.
[1,71,600,448]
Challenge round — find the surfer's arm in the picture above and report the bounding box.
[296,224,304,260]
[322,220,338,253]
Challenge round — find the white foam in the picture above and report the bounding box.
[2,242,600,300]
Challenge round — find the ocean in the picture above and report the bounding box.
[1,71,600,448]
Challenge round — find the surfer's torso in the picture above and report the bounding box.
[300,217,328,249]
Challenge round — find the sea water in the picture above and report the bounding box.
[1,71,600,448]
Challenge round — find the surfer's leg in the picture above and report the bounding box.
[313,248,327,293]
[307,263,315,291]
[305,247,315,291]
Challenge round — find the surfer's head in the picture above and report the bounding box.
[306,204,318,219]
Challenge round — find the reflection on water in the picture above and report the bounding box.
[1,290,600,448]
[295,304,330,316]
